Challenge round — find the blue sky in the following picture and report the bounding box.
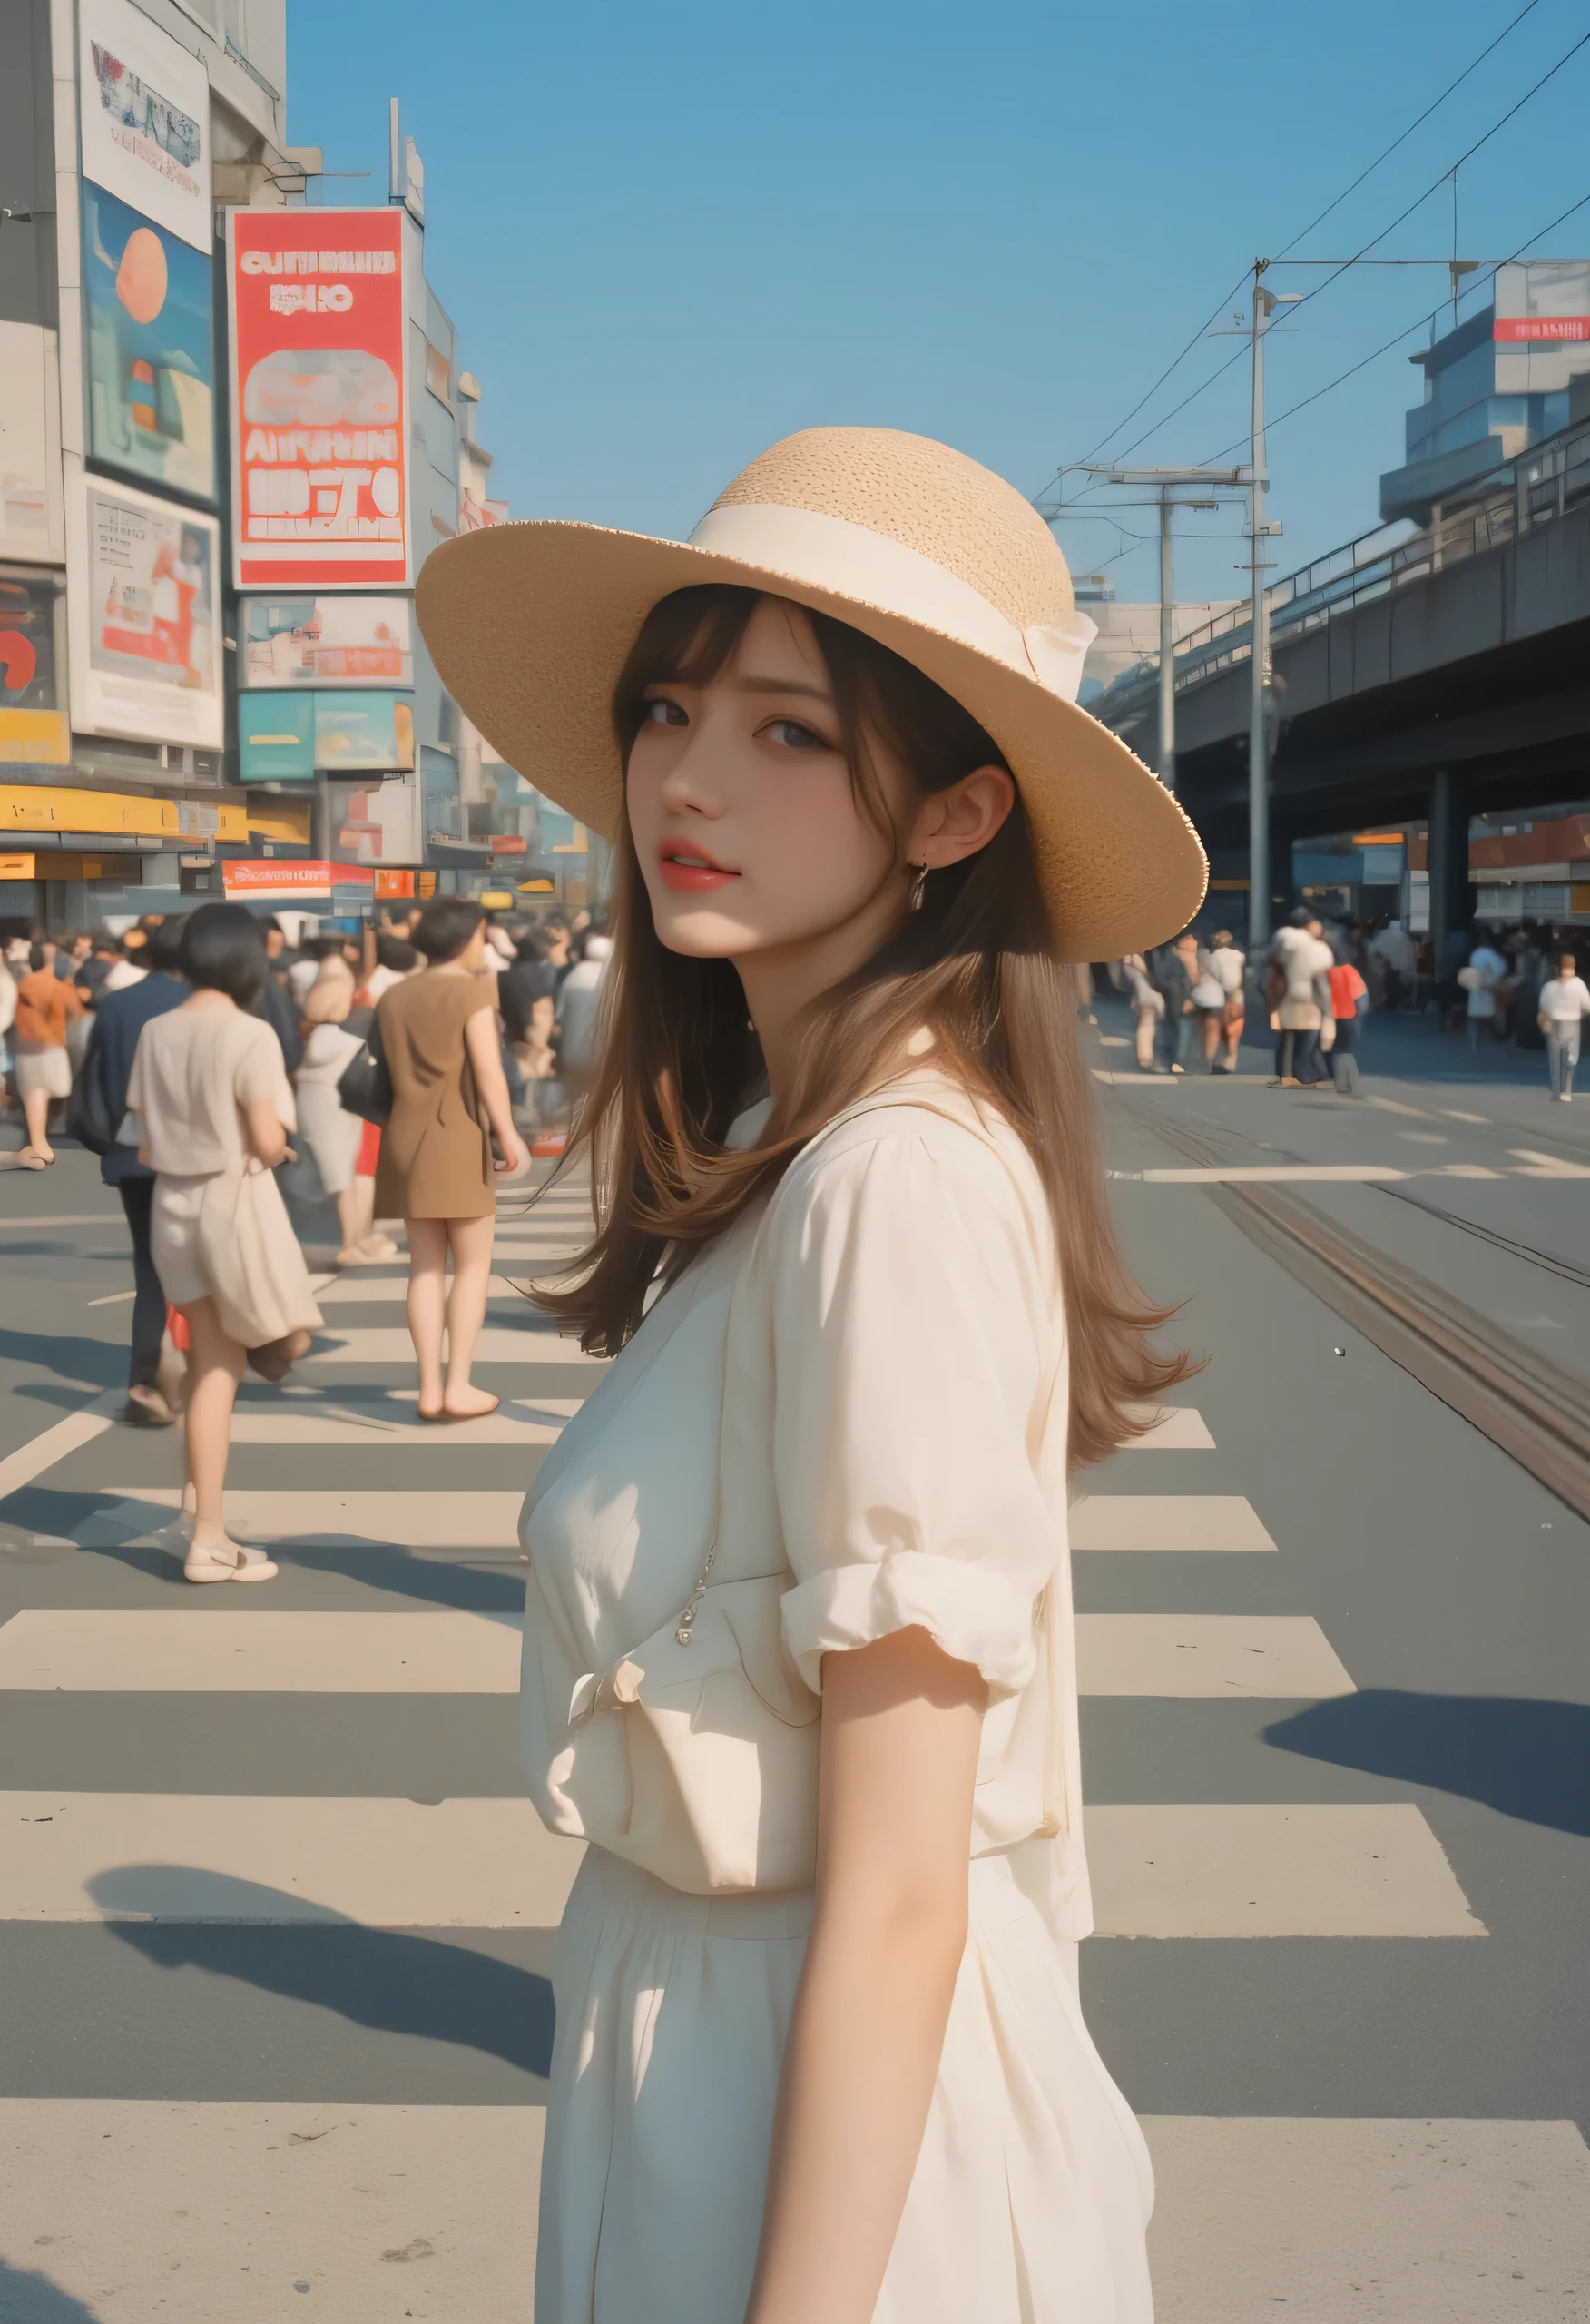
[288,0,1590,609]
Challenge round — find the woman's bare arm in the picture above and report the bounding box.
[463,1003,528,1175]
[240,1093,290,1168]
[745,1623,985,2324]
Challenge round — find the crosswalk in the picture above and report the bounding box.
[2,1188,1587,2318]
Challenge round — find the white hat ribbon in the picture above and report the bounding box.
[687,502,1097,706]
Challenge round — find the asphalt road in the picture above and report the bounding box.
[1,1039,1587,2321]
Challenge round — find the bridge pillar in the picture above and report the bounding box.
[1428,768,1475,968]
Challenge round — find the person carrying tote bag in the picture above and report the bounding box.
[126,904,321,1585]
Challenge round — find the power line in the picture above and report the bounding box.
[1085,28,1590,482]
[1046,0,1550,485]
[1198,185,1590,465]
[1273,0,1543,258]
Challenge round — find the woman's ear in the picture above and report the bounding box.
[910,765,1016,872]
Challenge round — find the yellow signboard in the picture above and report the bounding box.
[0,852,36,879]
[0,786,247,843]
[0,711,71,766]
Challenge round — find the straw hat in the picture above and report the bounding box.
[417,426,1206,959]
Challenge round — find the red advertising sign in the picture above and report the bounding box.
[224,859,374,899]
[227,210,410,591]
[1493,316,1590,342]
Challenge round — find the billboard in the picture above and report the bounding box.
[83,182,216,501]
[227,210,411,590]
[0,325,65,565]
[79,0,211,254]
[240,594,412,687]
[1493,261,1590,344]
[329,771,422,865]
[237,688,414,782]
[0,569,69,767]
[67,472,222,746]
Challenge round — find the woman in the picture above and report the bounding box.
[1120,950,1164,1071]
[125,904,321,1583]
[417,427,1205,2322]
[296,958,398,1265]
[1326,950,1369,1096]
[1204,927,1246,1071]
[12,942,85,1163]
[1267,909,1333,1088]
[374,897,528,1421]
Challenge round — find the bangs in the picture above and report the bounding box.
[612,585,763,754]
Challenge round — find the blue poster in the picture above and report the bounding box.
[239,690,314,783]
[83,179,216,502]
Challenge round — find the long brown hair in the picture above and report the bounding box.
[537,583,1192,1469]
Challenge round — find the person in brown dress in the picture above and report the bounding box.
[375,898,528,1420]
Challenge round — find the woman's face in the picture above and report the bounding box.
[625,596,906,966]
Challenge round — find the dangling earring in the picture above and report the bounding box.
[908,861,929,911]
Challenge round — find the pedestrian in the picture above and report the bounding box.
[555,929,612,1101]
[417,423,1205,2322]
[374,896,528,1422]
[1460,926,1507,1057]
[297,958,398,1264]
[12,942,85,1163]
[75,917,190,1423]
[1120,951,1164,1070]
[1204,928,1245,1071]
[356,931,417,1009]
[1326,950,1369,1096]
[1153,930,1202,1072]
[1537,949,1590,1102]
[1268,909,1333,1088]
[126,906,321,1581]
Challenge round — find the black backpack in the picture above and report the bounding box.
[64,1021,122,1157]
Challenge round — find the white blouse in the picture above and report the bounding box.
[518,1070,1094,1939]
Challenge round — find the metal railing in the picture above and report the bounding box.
[1091,409,1590,728]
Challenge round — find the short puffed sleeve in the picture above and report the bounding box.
[771,1124,1062,1701]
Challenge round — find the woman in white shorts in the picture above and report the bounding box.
[127,904,321,1585]
[295,957,398,1266]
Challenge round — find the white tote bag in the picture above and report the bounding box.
[196,1158,323,1349]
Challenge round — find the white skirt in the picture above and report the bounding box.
[152,1164,323,1347]
[535,1846,1154,2324]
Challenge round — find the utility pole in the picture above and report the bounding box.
[1236,266,1300,950]
[1055,464,1248,797]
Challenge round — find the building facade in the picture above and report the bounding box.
[0,0,588,932]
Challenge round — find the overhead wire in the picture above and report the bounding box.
[1197,183,1590,464]
[1044,0,1565,495]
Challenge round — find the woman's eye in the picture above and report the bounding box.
[642,697,688,728]
[765,717,829,752]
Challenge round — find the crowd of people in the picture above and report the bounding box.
[1112,908,1587,1100]
[0,894,613,1580]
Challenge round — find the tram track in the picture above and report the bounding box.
[1113,1096,1590,1525]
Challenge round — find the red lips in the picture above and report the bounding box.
[657,842,739,892]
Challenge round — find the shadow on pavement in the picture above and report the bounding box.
[0,1329,123,1389]
[97,1872,555,2076]
[1265,1689,1590,1838]
[0,2262,102,2323]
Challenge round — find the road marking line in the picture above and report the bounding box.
[1143,2117,1590,2320]
[0,1610,521,1692]
[0,1792,581,1926]
[0,1394,121,1502]
[0,1213,129,1229]
[0,2102,546,2318]
[305,1327,604,1367]
[316,1274,532,1305]
[226,1401,567,1446]
[1071,1495,1276,1552]
[1432,1164,1503,1177]
[1442,1109,1491,1124]
[1127,1405,1215,1449]
[83,1490,529,1551]
[1508,1147,1590,1178]
[1133,1165,1408,1183]
[1088,1803,1484,1937]
[85,1291,135,1306]
[1362,1094,1436,1120]
[1075,1614,1354,1698]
